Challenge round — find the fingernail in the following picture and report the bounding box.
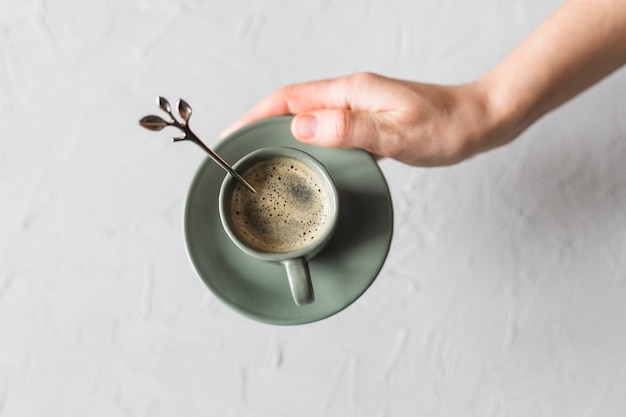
[294,114,317,140]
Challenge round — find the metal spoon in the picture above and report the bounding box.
[139,97,256,193]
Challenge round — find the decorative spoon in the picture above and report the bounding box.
[139,97,256,193]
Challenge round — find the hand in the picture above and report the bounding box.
[223,0,626,167]
[222,73,510,167]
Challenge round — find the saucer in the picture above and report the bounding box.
[184,116,393,325]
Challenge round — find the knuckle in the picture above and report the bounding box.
[273,85,292,100]
[348,71,379,87]
[330,110,350,142]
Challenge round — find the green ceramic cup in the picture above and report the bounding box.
[219,147,339,306]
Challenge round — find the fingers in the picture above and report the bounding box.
[220,78,349,138]
[220,73,394,158]
[291,109,381,154]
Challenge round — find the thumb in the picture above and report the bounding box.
[290,109,378,151]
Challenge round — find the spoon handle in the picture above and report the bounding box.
[140,97,256,193]
[186,132,256,193]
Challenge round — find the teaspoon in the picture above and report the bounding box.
[139,97,256,193]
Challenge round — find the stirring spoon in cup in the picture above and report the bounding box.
[139,97,256,193]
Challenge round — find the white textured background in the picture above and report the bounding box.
[2,0,626,416]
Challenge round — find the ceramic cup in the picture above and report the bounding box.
[219,147,339,306]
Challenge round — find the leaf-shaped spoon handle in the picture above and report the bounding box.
[139,97,255,193]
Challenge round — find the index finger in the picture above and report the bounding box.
[220,77,349,138]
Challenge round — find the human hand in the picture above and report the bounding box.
[221,73,514,167]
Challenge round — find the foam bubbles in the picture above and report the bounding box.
[230,157,331,253]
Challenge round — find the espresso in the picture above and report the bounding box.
[229,156,332,253]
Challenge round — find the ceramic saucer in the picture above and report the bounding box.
[184,116,393,325]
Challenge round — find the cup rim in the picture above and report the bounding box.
[218,146,339,262]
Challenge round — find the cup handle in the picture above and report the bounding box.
[281,258,315,306]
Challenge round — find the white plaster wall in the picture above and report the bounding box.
[1,0,626,416]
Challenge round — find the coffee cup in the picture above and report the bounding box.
[218,147,339,306]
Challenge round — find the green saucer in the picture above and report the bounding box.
[184,117,393,325]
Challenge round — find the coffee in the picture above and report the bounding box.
[229,156,332,253]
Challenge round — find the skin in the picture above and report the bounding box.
[221,0,626,167]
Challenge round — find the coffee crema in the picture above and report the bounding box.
[229,156,332,253]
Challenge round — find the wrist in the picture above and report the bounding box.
[472,71,538,153]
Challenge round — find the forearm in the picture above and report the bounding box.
[223,0,626,166]
[481,0,626,142]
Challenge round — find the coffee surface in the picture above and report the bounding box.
[230,156,331,253]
